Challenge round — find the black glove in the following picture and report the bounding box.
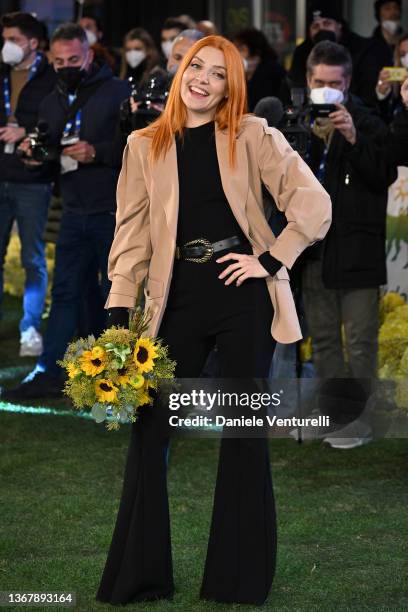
[107,307,129,328]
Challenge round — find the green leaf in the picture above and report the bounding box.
[91,403,107,423]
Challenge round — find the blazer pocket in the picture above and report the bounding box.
[145,277,164,298]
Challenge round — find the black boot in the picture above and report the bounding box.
[1,372,64,401]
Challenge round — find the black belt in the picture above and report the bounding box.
[175,235,247,263]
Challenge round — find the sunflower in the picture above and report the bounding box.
[116,367,131,387]
[95,379,118,403]
[81,346,107,376]
[67,362,81,379]
[133,338,158,373]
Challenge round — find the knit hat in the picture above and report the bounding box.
[307,2,344,25]
[374,0,402,22]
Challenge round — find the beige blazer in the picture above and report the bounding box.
[105,116,332,343]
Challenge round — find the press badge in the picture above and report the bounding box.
[60,134,79,174]
[4,122,18,154]
[60,154,78,174]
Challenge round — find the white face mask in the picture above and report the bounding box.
[161,40,173,59]
[310,86,344,105]
[126,49,146,69]
[382,20,400,35]
[400,53,408,68]
[85,29,98,46]
[241,57,248,72]
[1,40,25,66]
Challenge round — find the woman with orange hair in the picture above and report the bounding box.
[96,36,331,606]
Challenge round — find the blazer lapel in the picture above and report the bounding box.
[215,123,250,237]
[151,138,179,240]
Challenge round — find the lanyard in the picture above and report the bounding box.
[62,95,82,137]
[307,119,329,185]
[316,144,329,184]
[2,52,42,118]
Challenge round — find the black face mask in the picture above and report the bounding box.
[312,30,337,44]
[56,66,86,94]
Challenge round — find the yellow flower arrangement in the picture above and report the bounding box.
[58,308,176,430]
[95,379,119,403]
[81,346,107,376]
[380,291,406,324]
[134,337,158,373]
[378,293,408,408]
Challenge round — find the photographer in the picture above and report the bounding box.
[300,41,397,448]
[0,12,56,357]
[2,23,130,400]
[286,3,392,108]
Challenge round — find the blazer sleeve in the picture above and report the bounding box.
[105,135,151,308]
[257,122,332,269]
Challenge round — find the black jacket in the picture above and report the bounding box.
[39,62,130,214]
[305,95,397,289]
[0,54,56,183]
[372,24,402,55]
[287,29,392,108]
[386,106,408,166]
[246,58,286,112]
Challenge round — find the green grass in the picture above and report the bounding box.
[1,295,407,611]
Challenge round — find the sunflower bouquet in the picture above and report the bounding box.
[58,308,176,430]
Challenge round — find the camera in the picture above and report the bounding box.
[280,89,337,158]
[281,106,311,159]
[120,73,171,135]
[17,120,60,163]
[131,73,169,112]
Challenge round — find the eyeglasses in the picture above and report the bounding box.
[186,61,226,82]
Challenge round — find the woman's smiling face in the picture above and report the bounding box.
[181,46,228,126]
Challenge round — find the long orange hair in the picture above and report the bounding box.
[138,35,248,167]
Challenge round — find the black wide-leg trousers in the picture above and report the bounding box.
[96,247,277,606]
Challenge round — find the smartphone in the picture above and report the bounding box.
[382,67,408,82]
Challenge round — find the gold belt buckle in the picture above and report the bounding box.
[184,238,214,263]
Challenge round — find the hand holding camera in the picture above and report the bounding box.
[17,137,43,166]
[62,140,96,164]
[328,103,356,145]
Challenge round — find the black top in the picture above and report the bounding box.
[175,120,282,276]
[175,120,244,244]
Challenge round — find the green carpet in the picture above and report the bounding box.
[1,295,407,611]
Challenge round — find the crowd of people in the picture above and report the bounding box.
[0,1,407,451]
